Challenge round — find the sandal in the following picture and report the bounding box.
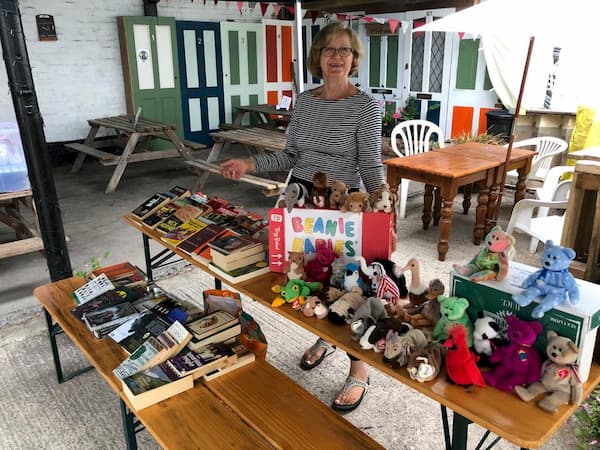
[299,338,335,371]
[331,376,370,413]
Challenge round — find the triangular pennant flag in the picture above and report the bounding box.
[237,1,243,13]
[286,5,295,15]
[389,19,399,34]
[458,32,465,40]
[336,13,347,22]
[310,10,319,24]
[260,2,268,16]
[413,20,425,36]
[373,17,385,24]
[272,4,281,15]
[363,16,373,23]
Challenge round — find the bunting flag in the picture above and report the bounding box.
[336,13,347,22]
[272,4,281,16]
[388,19,399,34]
[413,20,425,35]
[236,1,243,13]
[286,5,295,15]
[260,2,268,16]
[310,10,319,24]
[458,32,465,40]
[363,16,373,23]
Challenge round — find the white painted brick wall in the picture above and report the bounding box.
[0,0,279,142]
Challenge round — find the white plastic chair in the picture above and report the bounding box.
[390,120,445,219]
[504,136,568,187]
[505,177,572,253]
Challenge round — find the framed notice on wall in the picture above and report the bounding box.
[36,15,57,41]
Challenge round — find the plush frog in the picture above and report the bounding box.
[271,279,322,309]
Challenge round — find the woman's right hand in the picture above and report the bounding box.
[220,158,255,180]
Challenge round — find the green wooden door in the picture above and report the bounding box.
[118,16,184,142]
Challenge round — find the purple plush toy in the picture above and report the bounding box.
[483,315,543,391]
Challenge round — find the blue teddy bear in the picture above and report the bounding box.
[512,240,579,319]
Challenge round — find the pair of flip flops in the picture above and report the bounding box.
[331,375,370,413]
[299,338,336,370]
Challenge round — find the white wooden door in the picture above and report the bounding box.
[220,21,265,124]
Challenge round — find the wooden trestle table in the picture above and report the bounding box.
[121,213,600,450]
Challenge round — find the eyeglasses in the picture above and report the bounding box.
[321,47,353,57]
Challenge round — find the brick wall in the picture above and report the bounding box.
[0,0,271,143]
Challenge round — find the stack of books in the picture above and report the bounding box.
[207,234,270,283]
[89,261,147,289]
[186,310,242,351]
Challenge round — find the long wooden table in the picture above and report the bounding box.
[34,275,380,449]
[123,213,600,450]
[66,115,206,193]
[385,152,500,261]
[231,103,292,128]
[191,127,288,195]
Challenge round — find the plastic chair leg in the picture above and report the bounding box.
[529,237,540,253]
[399,179,409,219]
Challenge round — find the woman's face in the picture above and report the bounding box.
[320,32,354,82]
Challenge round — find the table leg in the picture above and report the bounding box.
[474,184,490,245]
[433,186,442,226]
[514,167,528,204]
[163,128,193,160]
[119,399,138,450]
[437,186,455,261]
[451,411,471,450]
[462,184,472,215]
[423,184,434,230]
[105,132,140,194]
[71,125,100,173]
[484,181,501,235]
[143,235,153,282]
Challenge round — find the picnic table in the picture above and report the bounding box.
[66,115,206,193]
[0,189,43,259]
[230,103,292,128]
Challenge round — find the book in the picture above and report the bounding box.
[71,285,148,322]
[226,213,268,238]
[83,302,139,337]
[210,249,266,272]
[165,342,235,379]
[189,228,238,265]
[207,233,263,256]
[108,310,171,354]
[73,273,114,304]
[208,260,271,284]
[149,294,204,325]
[121,364,194,411]
[176,223,226,255]
[202,342,255,381]
[90,262,147,289]
[160,218,208,247]
[186,323,242,351]
[131,192,172,220]
[186,310,238,340]
[113,321,192,379]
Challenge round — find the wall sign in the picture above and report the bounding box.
[36,14,57,41]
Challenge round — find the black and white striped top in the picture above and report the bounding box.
[251,89,384,193]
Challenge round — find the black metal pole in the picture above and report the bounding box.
[0,0,72,280]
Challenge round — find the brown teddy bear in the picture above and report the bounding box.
[514,330,583,414]
[328,180,348,210]
[340,191,370,213]
[310,172,329,208]
[283,251,305,281]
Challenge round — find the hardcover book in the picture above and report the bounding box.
[226,213,268,238]
[131,193,171,220]
[186,310,237,340]
[208,261,271,285]
[108,310,170,354]
[186,323,242,352]
[207,233,263,256]
[190,229,238,265]
[160,218,208,247]
[121,364,194,411]
[210,250,266,272]
[176,223,227,255]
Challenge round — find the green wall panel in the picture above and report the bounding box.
[386,36,399,88]
[229,30,240,85]
[369,37,381,87]
[484,67,492,91]
[247,31,258,85]
[456,39,479,90]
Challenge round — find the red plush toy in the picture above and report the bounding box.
[444,324,486,387]
[305,246,338,283]
[483,315,543,391]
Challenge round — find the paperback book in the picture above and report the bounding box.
[73,273,114,304]
[186,323,242,352]
[90,262,147,289]
[83,302,139,338]
[186,310,237,340]
[189,229,238,265]
[71,285,148,322]
[208,260,271,285]
[121,364,194,411]
[165,341,235,379]
[108,310,171,354]
[148,294,204,325]
[202,341,255,381]
[131,192,172,220]
[209,249,265,272]
[176,223,226,255]
[160,218,208,247]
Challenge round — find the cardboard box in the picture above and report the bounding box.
[450,261,600,382]
[267,208,394,273]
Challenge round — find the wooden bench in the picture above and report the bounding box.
[34,277,383,449]
[0,189,45,259]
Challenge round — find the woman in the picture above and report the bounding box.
[220,22,384,412]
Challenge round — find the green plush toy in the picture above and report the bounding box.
[432,295,473,347]
[271,279,322,309]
